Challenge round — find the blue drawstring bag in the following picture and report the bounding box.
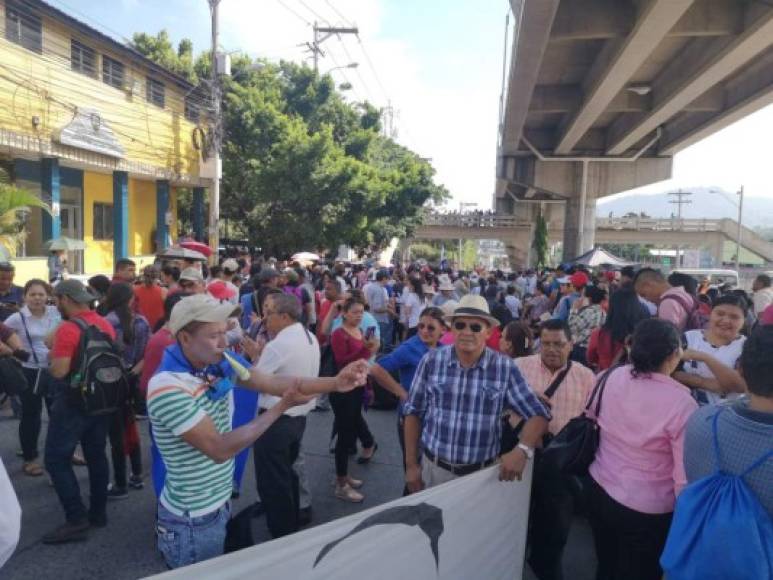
[660,409,773,580]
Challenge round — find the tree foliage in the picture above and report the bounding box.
[132,35,449,257]
[0,167,50,253]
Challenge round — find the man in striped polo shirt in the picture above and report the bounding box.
[148,294,367,569]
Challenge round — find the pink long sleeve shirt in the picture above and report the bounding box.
[589,365,698,514]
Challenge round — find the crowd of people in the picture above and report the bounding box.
[0,254,771,578]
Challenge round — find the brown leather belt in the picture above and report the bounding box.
[423,449,496,476]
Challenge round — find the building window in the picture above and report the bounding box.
[5,2,42,53]
[184,96,200,123]
[146,78,165,108]
[93,203,114,240]
[71,39,97,77]
[102,55,124,89]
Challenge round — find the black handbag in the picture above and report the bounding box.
[0,355,28,396]
[540,365,617,477]
[500,361,573,454]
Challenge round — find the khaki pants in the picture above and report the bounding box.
[421,457,461,489]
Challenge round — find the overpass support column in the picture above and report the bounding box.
[562,160,596,261]
[710,234,724,267]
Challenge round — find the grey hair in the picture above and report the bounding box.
[267,292,301,321]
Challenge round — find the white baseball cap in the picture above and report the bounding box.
[169,294,241,336]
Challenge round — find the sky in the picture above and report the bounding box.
[55,0,773,215]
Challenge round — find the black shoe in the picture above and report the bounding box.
[107,486,128,500]
[357,442,379,464]
[128,475,144,490]
[89,513,107,528]
[42,520,89,544]
[298,506,312,527]
[250,501,265,518]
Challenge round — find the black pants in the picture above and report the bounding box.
[19,367,51,461]
[528,460,582,580]
[108,408,143,489]
[252,414,306,538]
[587,477,672,580]
[329,388,373,477]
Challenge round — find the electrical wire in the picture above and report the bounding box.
[354,35,391,103]
[296,0,330,24]
[274,0,312,26]
[324,0,352,26]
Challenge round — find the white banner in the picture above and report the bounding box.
[148,464,533,580]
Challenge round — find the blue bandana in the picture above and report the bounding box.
[155,343,251,401]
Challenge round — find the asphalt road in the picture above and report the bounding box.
[1,401,595,580]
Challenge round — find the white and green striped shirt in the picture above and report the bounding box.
[148,371,233,517]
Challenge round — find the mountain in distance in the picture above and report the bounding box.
[596,187,773,229]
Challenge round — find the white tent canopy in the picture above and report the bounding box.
[567,247,635,268]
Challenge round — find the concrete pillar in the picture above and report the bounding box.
[112,171,128,261]
[562,195,596,261]
[156,180,170,252]
[41,158,61,241]
[192,187,205,242]
[710,234,724,267]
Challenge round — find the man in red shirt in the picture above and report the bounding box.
[44,280,117,544]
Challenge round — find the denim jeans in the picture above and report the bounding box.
[156,501,231,569]
[378,321,393,352]
[44,382,110,523]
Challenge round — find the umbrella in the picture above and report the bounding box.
[157,246,208,261]
[180,240,213,257]
[291,251,321,262]
[43,236,86,251]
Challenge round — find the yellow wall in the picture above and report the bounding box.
[0,0,202,177]
[129,178,156,255]
[8,258,48,285]
[83,171,113,274]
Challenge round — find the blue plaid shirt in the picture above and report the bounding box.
[404,345,550,465]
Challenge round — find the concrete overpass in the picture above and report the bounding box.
[409,213,773,266]
[496,0,773,263]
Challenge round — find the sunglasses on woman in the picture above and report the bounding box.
[453,321,484,333]
[418,322,439,332]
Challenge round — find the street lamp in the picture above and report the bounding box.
[708,186,745,271]
[324,62,359,75]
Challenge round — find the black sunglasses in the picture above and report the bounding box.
[453,321,484,333]
[418,323,439,331]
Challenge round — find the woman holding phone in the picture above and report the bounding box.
[329,296,380,502]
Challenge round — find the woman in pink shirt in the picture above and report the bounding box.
[588,318,697,580]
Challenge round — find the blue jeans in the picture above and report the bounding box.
[156,501,231,569]
[378,321,393,352]
[44,382,110,523]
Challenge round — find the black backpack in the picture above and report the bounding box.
[318,343,338,378]
[68,319,129,416]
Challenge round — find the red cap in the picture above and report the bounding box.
[207,280,236,302]
[569,271,589,288]
[604,271,616,282]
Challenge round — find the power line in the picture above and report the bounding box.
[355,35,391,103]
[324,0,352,25]
[274,0,312,26]
[296,0,330,24]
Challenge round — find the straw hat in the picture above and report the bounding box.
[443,294,499,327]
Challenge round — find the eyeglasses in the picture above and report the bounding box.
[453,321,484,333]
[418,323,439,332]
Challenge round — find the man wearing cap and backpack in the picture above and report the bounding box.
[148,293,368,569]
[634,268,707,332]
[44,280,126,544]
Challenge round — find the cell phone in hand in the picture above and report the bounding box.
[365,326,376,340]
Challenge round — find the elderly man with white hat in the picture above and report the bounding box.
[432,275,458,307]
[147,294,368,569]
[403,294,550,493]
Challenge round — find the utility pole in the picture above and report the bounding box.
[308,22,359,73]
[735,185,744,272]
[668,189,692,267]
[208,0,221,263]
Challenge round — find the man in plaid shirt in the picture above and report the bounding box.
[403,295,550,493]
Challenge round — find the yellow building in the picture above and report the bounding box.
[0,0,211,278]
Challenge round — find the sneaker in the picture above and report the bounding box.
[128,475,144,490]
[88,512,107,528]
[334,483,364,503]
[107,486,128,500]
[42,520,89,544]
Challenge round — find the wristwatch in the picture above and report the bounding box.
[516,443,535,460]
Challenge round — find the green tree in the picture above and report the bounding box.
[131,31,199,83]
[0,167,50,253]
[532,213,548,268]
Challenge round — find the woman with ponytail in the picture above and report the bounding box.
[101,282,151,497]
[586,318,698,580]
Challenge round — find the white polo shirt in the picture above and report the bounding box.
[256,322,321,416]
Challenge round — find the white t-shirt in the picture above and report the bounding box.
[402,291,424,329]
[4,305,61,368]
[684,330,746,405]
[504,295,521,319]
[256,322,321,416]
[0,458,21,568]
